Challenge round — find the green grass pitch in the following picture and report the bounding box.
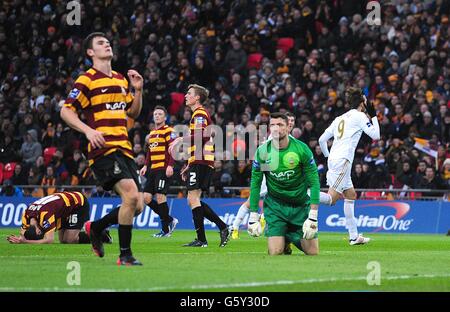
[1,229,449,292]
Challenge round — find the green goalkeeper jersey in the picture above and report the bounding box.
[249,137,320,212]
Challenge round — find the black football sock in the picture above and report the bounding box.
[92,207,119,233]
[78,231,90,244]
[201,201,227,231]
[158,202,173,233]
[192,206,207,242]
[148,200,161,215]
[118,224,133,257]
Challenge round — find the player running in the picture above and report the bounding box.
[247,113,320,255]
[317,87,380,245]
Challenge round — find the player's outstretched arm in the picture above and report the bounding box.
[7,231,55,244]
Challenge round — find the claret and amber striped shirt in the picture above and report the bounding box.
[188,106,214,168]
[64,68,134,165]
[21,191,86,233]
[145,124,175,171]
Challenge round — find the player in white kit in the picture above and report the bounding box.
[230,112,296,239]
[317,87,380,245]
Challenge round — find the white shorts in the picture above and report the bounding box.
[260,175,268,197]
[326,158,353,194]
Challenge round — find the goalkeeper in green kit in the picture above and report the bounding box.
[248,113,320,255]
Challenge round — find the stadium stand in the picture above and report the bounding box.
[0,0,448,198]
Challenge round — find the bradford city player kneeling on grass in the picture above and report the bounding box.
[7,191,112,244]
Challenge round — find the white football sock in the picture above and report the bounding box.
[233,203,250,230]
[344,199,358,240]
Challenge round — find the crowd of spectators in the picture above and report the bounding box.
[0,0,449,199]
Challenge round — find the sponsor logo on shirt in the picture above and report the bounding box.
[269,170,295,180]
[106,102,127,110]
[68,88,80,99]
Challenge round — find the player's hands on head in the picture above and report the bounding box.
[302,210,318,240]
[127,70,143,91]
[363,96,376,118]
[86,128,106,149]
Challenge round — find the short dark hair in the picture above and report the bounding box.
[346,87,364,109]
[153,105,168,116]
[188,84,209,103]
[270,112,288,124]
[285,111,295,118]
[24,225,44,241]
[83,32,108,61]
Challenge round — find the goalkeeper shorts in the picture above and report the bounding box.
[263,195,317,239]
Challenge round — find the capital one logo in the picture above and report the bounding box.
[67,1,81,26]
[326,202,414,232]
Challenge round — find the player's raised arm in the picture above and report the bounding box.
[126,69,143,119]
[360,98,380,140]
[318,120,335,158]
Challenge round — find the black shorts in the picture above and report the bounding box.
[91,150,142,192]
[144,170,171,195]
[186,164,213,191]
[61,197,90,230]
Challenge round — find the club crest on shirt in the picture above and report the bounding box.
[114,161,121,174]
[283,152,300,169]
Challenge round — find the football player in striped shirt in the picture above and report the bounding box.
[6,192,111,244]
[61,32,144,265]
[169,84,230,247]
[140,105,178,237]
